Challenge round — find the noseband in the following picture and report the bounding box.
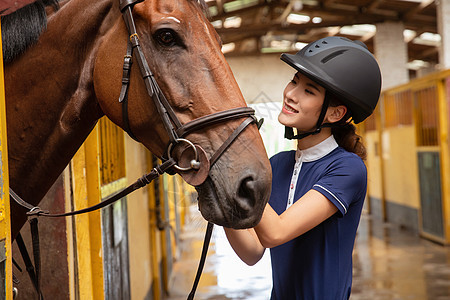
[118,0,259,184]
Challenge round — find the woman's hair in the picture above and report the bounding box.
[327,93,367,160]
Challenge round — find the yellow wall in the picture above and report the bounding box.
[365,130,383,202]
[159,174,169,292]
[0,22,12,298]
[174,176,187,229]
[381,126,420,209]
[147,167,163,300]
[67,128,104,300]
[67,120,191,298]
[437,79,450,243]
[363,69,450,243]
[167,175,179,260]
[125,136,154,300]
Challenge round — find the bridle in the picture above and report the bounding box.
[9,0,262,299]
[118,0,259,182]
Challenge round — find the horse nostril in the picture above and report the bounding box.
[238,176,257,211]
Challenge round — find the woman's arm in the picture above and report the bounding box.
[224,190,337,263]
[223,227,266,266]
[255,189,338,248]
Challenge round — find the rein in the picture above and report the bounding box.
[10,0,263,299]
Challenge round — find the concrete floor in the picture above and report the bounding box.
[166,206,450,300]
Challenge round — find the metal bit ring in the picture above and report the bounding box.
[167,138,200,172]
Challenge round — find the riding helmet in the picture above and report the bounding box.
[281,36,382,124]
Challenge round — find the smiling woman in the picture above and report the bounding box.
[224,36,382,300]
[278,72,327,134]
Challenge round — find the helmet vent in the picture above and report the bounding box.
[321,49,347,64]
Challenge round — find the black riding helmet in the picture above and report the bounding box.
[280,36,382,139]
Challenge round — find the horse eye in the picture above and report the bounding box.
[155,29,177,47]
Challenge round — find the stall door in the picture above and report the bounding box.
[102,198,131,299]
[415,86,444,241]
[418,152,444,239]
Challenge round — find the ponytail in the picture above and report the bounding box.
[331,121,366,160]
[327,93,367,160]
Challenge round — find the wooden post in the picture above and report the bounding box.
[437,78,450,244]
[68,127,105,299]
[0,19,13,300]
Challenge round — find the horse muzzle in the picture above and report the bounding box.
[195,165,271,229]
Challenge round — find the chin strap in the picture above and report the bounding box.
[285,94,331,140]
[284,123,335,140]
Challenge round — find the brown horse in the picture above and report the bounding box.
[4,0,271,239]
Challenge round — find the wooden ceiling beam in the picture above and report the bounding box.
[402,0,435,21]
[217,13,435,36]
[210,2,273,22]
[366,0,383,12]
[214,0,438,65]
[216,0,225,15]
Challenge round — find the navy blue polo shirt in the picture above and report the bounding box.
[268,136,367,300]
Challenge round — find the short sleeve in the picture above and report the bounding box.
[312,154,367,216]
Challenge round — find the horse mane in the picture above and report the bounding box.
[1,0,209,64]
[1,0,59,64]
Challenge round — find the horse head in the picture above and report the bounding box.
[94,0,272,228]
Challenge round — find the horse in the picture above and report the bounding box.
[2,0,272,243]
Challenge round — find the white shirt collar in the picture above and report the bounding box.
[295,135,339,163]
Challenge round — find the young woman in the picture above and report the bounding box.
[224,36,382,299]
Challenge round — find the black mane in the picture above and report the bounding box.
[1,0,59,64]
[1,0,209,64]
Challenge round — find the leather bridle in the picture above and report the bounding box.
[10,0,262,299]
[118,1,260,298]
[118,0,259,181]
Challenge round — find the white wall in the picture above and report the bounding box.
[227,54,297,157]
[437,0,450,69]
[374,21,409,90]
[227,54,295,104]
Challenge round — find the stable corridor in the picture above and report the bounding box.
[167,206,450,300]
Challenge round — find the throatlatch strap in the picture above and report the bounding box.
[119,40,138,141]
